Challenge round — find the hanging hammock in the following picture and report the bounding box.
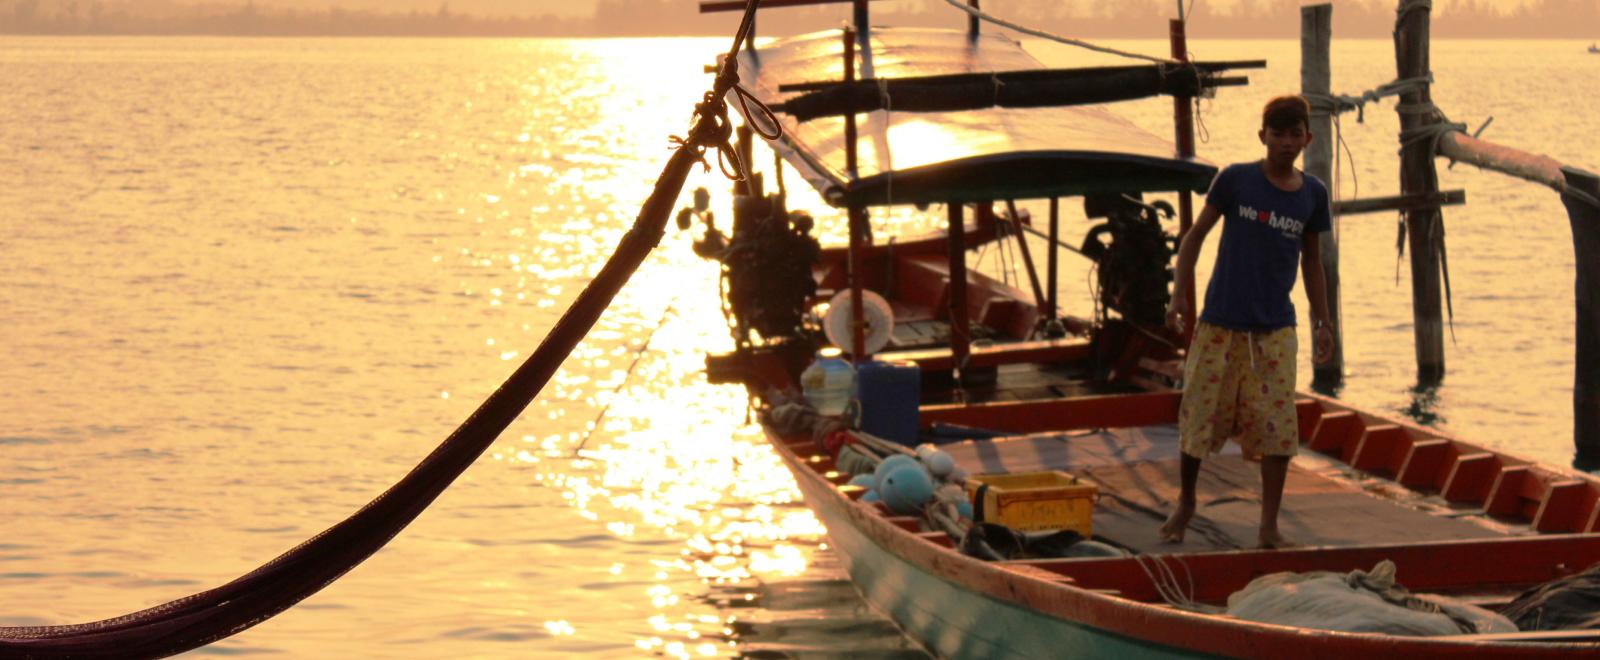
[0,3,771,657]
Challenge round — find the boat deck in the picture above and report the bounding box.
[939,426,1509,554]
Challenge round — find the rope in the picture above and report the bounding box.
[673,0,783,181]
[1398,0,1434,20]
[1303,75,1431,124]
[937,0,1176,64]
[571,298,679,458]
[1132,553,1217,613]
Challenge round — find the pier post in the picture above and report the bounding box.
[1394,0,1446,385]
[1302,3,1343,388]
[1563,168,1600,470]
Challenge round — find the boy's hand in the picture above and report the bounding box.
[1165,296,1191,335]
[1313,323,1334,364]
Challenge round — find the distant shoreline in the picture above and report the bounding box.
[0,32,1590,40]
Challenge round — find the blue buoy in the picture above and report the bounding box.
[924,450,955,478]
[862,490,881,503]
[873,454,919,492]
[880,464,935,515]
[848,474,875,488]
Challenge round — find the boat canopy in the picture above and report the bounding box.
[732,27,1218,208]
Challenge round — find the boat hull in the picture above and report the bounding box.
[779,447,1220,660]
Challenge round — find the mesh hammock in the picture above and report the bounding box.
[0,102,733,660]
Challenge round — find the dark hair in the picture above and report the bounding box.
[1262,95,1310,131]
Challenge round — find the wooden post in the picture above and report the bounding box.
[843,25,866,361]
[1302,3,1343,388]
[1003,200,1046,311]
[968,0,979,38]
[948,203,971,380]
[1563,168,1600,470]
[1047,197,1059,321]
[849,205,868,361]
[1169,18,1197,348]
[843,27,858,179]
[1394,1,1446,385]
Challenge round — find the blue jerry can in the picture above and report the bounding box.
[854,359,921,446]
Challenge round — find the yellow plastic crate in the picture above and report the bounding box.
[965,471,1097,535]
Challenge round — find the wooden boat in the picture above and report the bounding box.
[690,2,1600,658]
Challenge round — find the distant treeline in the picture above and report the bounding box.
[2,0,1596,38]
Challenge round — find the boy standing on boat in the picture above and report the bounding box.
[1160,95,1335,549]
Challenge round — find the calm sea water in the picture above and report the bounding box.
[1,35,1595,658]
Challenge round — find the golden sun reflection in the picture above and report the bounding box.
[509,238,826,656]
[879,117,985,172]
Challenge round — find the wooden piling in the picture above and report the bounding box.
[1302,3,1343,388]
[1394,1,1446,385]
[1563,168,1600,470]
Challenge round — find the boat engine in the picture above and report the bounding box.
[683,184,821,348]
[1080,193,1177,328]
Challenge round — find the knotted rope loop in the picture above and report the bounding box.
[1304,74,1432,123]
[667,0,783,182]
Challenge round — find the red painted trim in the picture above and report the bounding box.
[1308,410,1362,455]
[919,391,1181,434]
[1486,465,1534,519]
[1349,424,1407,475]
[878,338,1090,372]
[1442,452,1501,504]
[1534,481,1591,533]
[1396,438,1452,490]
[1294,399,1324,442]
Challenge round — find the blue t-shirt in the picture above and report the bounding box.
[1198,162,1332,331]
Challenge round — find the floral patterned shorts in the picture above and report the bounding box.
[1179,321,1299,458]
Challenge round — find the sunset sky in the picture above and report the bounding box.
[227,0,1540,19]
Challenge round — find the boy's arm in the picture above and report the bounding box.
[1301,232,1335,363]
[1166,203,1222,334]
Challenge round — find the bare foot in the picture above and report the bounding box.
[1258,529,1298,549]
[1159,503,1194,543]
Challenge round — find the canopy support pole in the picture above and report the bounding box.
[948,203,971,384]
[1170,17,1197,349]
